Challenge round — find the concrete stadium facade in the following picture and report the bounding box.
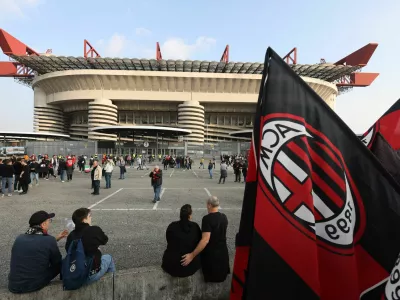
[32,69,338,144]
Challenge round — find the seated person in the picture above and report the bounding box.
[162,204,201,277]
[8,211,68,293]
[181,196,230,282]
[65,208,115,284]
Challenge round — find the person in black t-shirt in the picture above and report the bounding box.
[19,160,30,195]
[65,208,115,285]
[162,204,201,277]
[181,196,230,282]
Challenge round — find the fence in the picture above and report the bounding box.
[25,141,97,157]
[22,140,250,158]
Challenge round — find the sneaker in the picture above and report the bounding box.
[29,184,32,188]
[7,194,12,197]
[1,194,4,198]
[19,189,23,192]
[14,190,18,192]
[62,181,65,183]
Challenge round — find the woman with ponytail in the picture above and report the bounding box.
[162,204,201,277]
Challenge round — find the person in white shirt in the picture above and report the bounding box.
[103,157,114,189]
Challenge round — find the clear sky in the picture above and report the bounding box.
[0,0,399,134]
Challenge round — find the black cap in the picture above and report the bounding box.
[29,211,55,226]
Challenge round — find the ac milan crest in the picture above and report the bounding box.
[259,114,366,254]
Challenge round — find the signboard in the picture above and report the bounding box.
[5,147,25,155]
[143,142,149,148]
[178,136,183,142]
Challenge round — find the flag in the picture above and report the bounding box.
[361,99,400,185]
[369,132,400,184]
[362,99,400,150]
[230,48,400,300]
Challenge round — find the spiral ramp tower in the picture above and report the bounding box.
[88,99,118,141]
[178,101,205,144]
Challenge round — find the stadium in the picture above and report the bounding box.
[0,29,378,149]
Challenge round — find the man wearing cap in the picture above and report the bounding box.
[8,211,68,294]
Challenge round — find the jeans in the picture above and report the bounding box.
[93,180,100,195]
[235,172,241,182]
[30,172,39,185]
[60,170,66,181]
[2,177,13,194]
[105,173,112,188]
[208,169,213,178]
[119,168,125,179]
[86,255,116,285]
[14,174,20,191]
[153,185,161,201]
[176,163,180,169]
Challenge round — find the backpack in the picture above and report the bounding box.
[62,239,93,290]
[66,160,73,167]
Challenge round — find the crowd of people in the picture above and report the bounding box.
[7,195,229,294]
[0,153,248,198]
[2,151,247,294]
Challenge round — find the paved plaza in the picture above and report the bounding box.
[0,162,245,289]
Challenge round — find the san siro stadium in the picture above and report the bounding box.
[1,29,378,149]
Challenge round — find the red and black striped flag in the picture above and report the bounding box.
[361,100,400,185]
[362,99,400,151]
[231,48,400,300]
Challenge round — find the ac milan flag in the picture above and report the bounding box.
[362,99,400,150]
[230,48,400,300]
[361,100,400,185]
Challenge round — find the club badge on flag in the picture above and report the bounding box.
[231,48,400,300]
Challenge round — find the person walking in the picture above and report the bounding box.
[199,158,205,169]
[66,156,74,182]
[218,161,228,184]
[19,160,30,195]
[0,159,4,197]
[149,165,162,203]
[208,160,213,179]
[2,159,14,198]
[13,158,22,192]
[181,196,230,283]
[28,157,39,187]
[162,204,201,277]
[58,157,67,183]
[137,157,142,170]
[117,157,126,179]
[103,157,114,189]
[242,160,248,183]
[92,160,102,195]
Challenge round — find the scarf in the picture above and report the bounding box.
[25,225,47,235]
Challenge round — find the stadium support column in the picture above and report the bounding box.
[88,99,118,141]
[33,87,66,134]
[178,101,205,144]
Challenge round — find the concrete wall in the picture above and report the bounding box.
[0,266,231,300]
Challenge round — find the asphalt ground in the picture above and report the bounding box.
[0,161,245,289]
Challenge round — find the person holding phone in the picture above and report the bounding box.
[149,165,162,203]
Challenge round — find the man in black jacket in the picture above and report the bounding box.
[8,211,68,293]
[65,208,115,285]
[0,159,4,196]
[149,165,162,203]
[13,158,22,192]
[19,159,30,195]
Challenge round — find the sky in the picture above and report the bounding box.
[0,0,399,134]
